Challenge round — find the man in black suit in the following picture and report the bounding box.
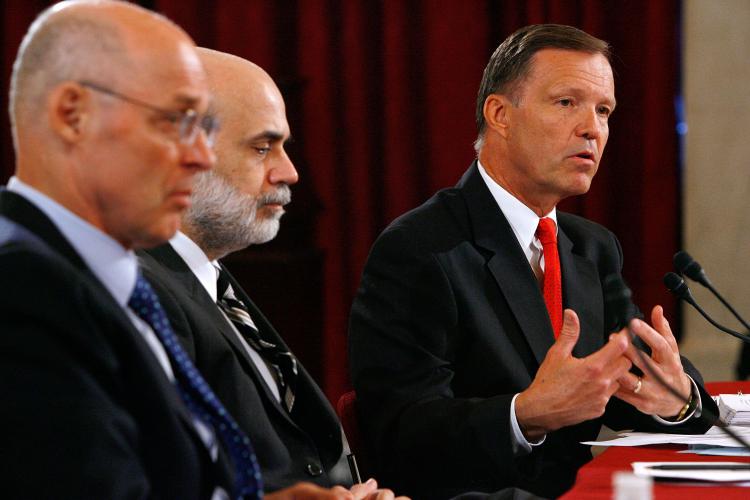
[0,1,230,498]
[0,3,361,500]
[138,49,402,500]
[349,24,717,499]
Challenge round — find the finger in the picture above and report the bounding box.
[651,305,679,352]
[630,319,672,362]
[551,309,580,358]
[610,354,633,379]
[350,479,378,499]
[615,371,641,393]
[368,490,396,500]
[586,330,629,367]
[614,387,640,407]
[331,485,356,499]
[621,338,648,371]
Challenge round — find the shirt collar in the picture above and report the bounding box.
[7,176,137,307]
[476,161,557,249]
[169,231,220,302]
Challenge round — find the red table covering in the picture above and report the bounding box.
[559,381,750,499]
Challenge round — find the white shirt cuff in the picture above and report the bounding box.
[651,374,702,425]
[510,393,546,455]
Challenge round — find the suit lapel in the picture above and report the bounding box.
[146,245,297,424]
[558,225,604,358]
[216,263,302,421]
[219,263,344,446]
[458,163,554,366]
[0,190,208,446]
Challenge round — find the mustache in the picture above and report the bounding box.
[258,184,292,207]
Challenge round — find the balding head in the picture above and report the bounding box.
[198,48,282,139]
[181,48,298,260]
[8,0,215,248]
[11,0,189,144]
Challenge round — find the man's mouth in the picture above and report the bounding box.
[259,186,292,209]
[572,150,595,161]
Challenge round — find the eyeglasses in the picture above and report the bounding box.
[78,80,219,147]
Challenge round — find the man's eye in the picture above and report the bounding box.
[597,106,611,117]
[255,147,270,155]
[559,98,572,107]
[160,112,182,125]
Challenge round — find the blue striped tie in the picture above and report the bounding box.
[128,272,262,499]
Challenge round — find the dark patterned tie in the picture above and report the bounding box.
[216,268,298,412]
[128,273,262,500]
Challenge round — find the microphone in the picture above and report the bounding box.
[608,274,748,450]
[663,272,750,344]
[603,274,642,328]
[674,250,712,288]
[674,251,750,331]
[604,274,689,404]
[664,273,750,343]
[603,274,646,354]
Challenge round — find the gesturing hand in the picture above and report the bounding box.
[614,305,692,418]
[515,309,632,440]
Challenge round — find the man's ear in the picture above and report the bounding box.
[47,82,89,143]
[483,93,512,139]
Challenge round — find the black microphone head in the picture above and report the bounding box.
[663,272,694,301]
[673,251,710,287]
[603,274,642,331]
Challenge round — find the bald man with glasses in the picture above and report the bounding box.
[0,2,250,498]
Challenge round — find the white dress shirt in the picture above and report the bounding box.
[169,231,282,403]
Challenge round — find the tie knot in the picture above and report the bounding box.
[128,274,156,312]
[536,217,557,246]
[216,268,231,299]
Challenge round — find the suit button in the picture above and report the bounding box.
[306,463,323,477]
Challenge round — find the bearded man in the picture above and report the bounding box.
[138,48,403,500]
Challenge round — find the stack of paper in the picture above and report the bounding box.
[583,425,750,448]
[717,394,750,425]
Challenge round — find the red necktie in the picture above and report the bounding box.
[536,218,562,338]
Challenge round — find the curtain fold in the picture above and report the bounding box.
[1,0,681,402]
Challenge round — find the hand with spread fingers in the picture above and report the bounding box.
[515,309,633,440]
[614,305,693,419]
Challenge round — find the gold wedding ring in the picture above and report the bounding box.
[633,376,643,394]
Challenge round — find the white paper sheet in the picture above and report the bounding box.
[632,461,750,483]
[582,425,750,447]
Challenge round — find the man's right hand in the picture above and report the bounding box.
[514,309,632,441]
[265,479,409,500]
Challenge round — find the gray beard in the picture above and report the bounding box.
[184,170,291,259]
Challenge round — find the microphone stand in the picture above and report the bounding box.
[674,250,750,331]
[605,274,750,451]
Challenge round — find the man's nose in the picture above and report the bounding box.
[269,151,299,185]
[576,108,603,141]
[182,130,215,171]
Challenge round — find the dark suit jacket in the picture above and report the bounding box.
[0,190,232,499]
[138,243,352,492]
[348,163,716,499]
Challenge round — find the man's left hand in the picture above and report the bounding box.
[614,305,692,418]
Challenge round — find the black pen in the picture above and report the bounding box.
[647,464,750,471]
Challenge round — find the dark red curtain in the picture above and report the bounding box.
[1,0,681,403]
